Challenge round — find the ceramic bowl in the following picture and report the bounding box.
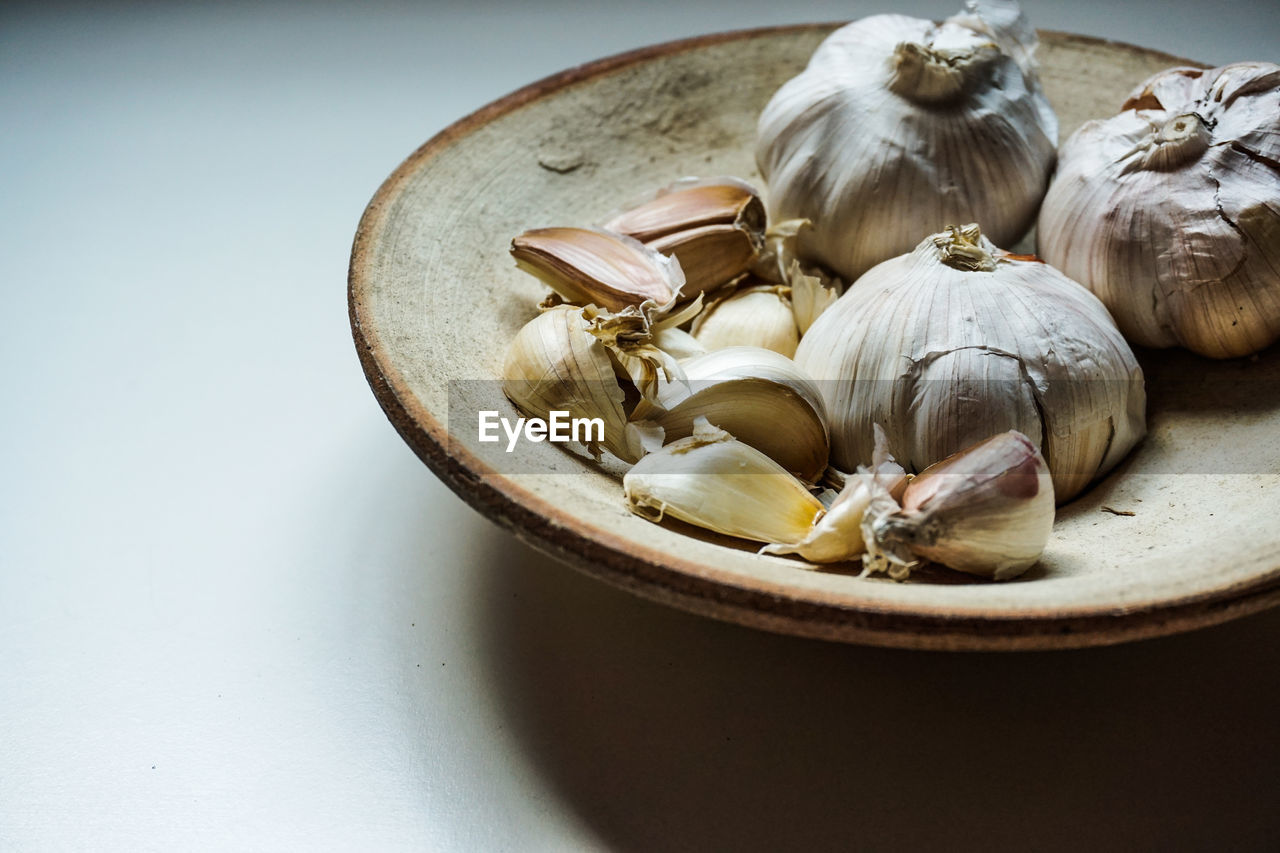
[349,25,1280,650]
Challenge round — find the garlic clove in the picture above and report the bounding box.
[632,346,830,483]
[603,177,766,300]
[644,223,760,302]
[623,418,825,545]
[580,300,687,403]
[510,227,684,312]
[502,304,658,462]
[603,177,765,242]
[690,282,800,357]
[747,221,845,333]
[764,425,907,562]
[862,430,1055,580]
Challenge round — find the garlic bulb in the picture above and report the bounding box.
[1037,62,1280,358]
[795,224,1146,503]
[603,177,765,300]
[510,227,685,312]
[862,430,1054,580]
[690,283,799,357]
[502,304,665,462]
[756,0,1057,281]
[631,346,829,483]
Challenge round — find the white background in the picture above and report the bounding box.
[3,1,1278,850]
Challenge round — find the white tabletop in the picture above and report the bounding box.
[3,1,1278,850]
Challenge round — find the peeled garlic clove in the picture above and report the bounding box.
[764,426,907,562]
[502,304,658,462]
[690,283,800,357]
[604,177,766,300]
[795,224,1146,503]
[756,1,1057,281]
[863,430,1055,580]
[633,346,830,483]
[1037,62,1280,358]
[510,227,684,312]
[623,418,824,545]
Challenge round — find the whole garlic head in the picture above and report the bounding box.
[1037,62,1280,359]
[794,225,1147,503]
[756,0,1057,281]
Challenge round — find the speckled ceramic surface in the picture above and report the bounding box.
[349,26,1280,650]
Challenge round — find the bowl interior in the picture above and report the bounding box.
[350,26,1280,649]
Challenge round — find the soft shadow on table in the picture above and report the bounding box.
[475,533,1280,853]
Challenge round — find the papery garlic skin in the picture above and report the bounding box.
[756,1,1057,281]
[795,225,1146,503]
[623,419,825,545]
[748,220,844,333]
[582,295,700,401]
[691,284,800,357]
[652,326,707,362]
[502,305,661,463]
[863,431,1054,580]
[1038,62,1280,359]
[603,177,765,300]
[632,346,830,483]
[788,261,842,335]
[510,227,685,312]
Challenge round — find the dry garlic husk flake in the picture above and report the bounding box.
[581,296,701,401]
[748,220,845,333]
[756,0,1058,282]
[631,346,830,484]
[788,261,843,335]
[603,177,766,301]
[863,430,1054,580]
[1037,62,1280,358]
[510,227,685,312]
[795,224,1146,503]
